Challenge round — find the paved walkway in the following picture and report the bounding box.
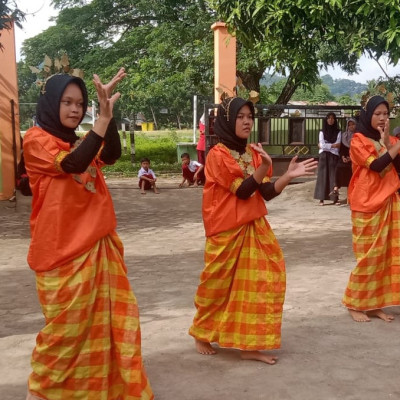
[1,177,400,400]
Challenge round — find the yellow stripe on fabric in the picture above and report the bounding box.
[230,177,243,194]
[343,194,400,311]
[365,155,376,168]
[29,233,153,400]
[54,150,70,172]
[189,217,285,351]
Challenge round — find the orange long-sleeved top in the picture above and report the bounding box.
[348,132,400,213]
[23,126,116,272]
[202,143,271,237]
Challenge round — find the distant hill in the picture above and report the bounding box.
[320,74,368,97]
[261,73,367,98]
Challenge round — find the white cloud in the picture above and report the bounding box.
[14,0,58,61]
[322,55,400,84]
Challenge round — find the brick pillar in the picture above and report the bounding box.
[0,21,20,200]
[211,22,236,104]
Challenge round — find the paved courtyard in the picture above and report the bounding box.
[1,177,400,400]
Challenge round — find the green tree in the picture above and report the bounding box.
[292,83,335,104]
[336,94,357,106]
[208,0,400,104]
[0,0,24,49]
[20,0,215,129]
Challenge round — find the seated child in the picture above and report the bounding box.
[138,157,160,194]
[180,152,205,187]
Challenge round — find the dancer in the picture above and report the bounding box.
[343,95,400,323]
[189,97,317,363]
[24,69,153,399]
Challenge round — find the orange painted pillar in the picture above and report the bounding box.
[0,21,20,200]
[211,22,236,104]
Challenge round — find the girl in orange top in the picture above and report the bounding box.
[189,97,317,364]
[343,95,400,322]
[24,70,153,400]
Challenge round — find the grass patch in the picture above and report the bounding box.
[103,129,196,177]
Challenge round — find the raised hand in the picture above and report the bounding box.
[93,68,126,120]
[378,118,390,148]
[91,68,127,138]
[250,142,272,168]
[102,67,127,98]
[286,156,318,179]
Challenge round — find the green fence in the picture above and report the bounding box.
[203,103,366,157]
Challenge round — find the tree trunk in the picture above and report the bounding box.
[150,106,158,130]
[176,114,182,130]
[267,68,304,117]
[129,113,136,163]
[237,68,263,93]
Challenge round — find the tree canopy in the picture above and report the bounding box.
[18,0,400,127]
[209,0,400,103]
[0,0,25,49]
[20,0,215,128]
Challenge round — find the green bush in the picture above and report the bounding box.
[102,130,194,177]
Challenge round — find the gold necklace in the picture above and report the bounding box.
[229,147,255,177]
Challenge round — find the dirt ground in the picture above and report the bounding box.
[1,176,400,400]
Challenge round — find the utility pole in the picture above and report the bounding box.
[193,94,198,143]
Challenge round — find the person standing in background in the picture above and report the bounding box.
[314,112,341,205]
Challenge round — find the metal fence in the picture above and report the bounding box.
[204,103,362,157]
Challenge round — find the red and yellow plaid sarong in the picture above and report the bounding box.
[28,232,153,400]
[189,217,286,351]
[343,193,400,311]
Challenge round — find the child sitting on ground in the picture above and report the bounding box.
[179,152,205,187]
[138,157,160,194]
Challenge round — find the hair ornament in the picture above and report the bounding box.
[29,53,84,95]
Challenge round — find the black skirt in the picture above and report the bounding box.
[314,151,339,201]
[335,160,352,187]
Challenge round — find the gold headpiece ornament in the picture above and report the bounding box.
[216,77,259,121]
[360,85,395,111]
[30,53,84,95]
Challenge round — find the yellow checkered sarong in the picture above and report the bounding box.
[189,217,286,351]
[28,232,153,400]
[343,193,400,311]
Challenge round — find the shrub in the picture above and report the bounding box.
[103,129,195,177]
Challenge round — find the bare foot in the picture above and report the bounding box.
[366,309,395,322]
[240,350,278,364]
[195,339,216,355]
[141,191,146,195]
[154,189,160,194]
[348,309,370,322]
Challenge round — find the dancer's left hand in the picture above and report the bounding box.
[287,156,318,179]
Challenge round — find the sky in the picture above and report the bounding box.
[13,0,400,84]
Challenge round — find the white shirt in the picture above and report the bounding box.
[318,130,341,156]
[187,160,202,172]
[138,167,156,179]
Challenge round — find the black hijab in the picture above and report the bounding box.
[213,97,255,153]
[356,95,389,141]
[36,74,88,144]
[322,112,340,143]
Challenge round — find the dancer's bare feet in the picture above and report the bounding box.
[195,339,216,355]
[366,309,395,322]
[240,350,278,364]
[140,190,146,195]
[154,189,160,194]
[348,309,370,322]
